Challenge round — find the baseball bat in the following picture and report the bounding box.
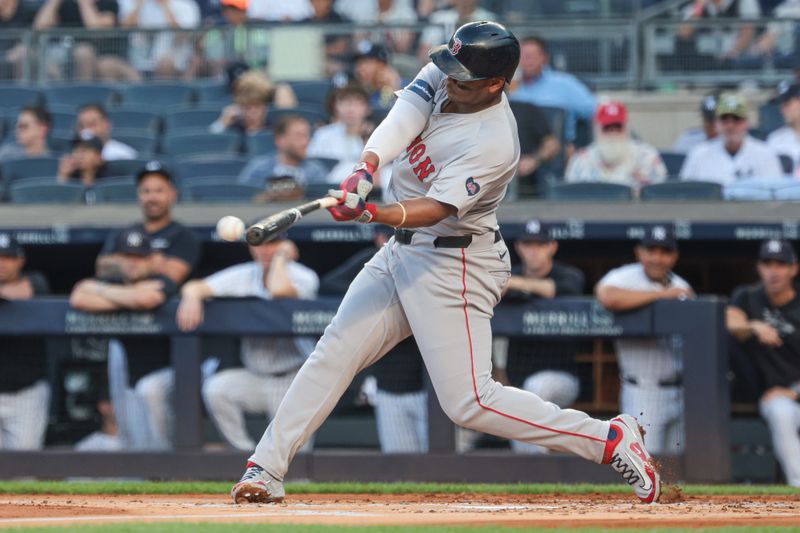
[246,196,339,245]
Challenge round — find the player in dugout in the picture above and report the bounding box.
[231,21,661,505]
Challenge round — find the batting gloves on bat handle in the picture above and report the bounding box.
[327,189,377,223]
[340,162,375,201]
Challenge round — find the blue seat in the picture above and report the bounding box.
[245,131,276,155]
[1,157,60,184]
[120,84,196,109]
[176,158,249,183]
[92,178,139,203]
[182,179,261,203]
[759,101,784,136]
[162,132,241,157]
[287,80,333,107]
[194,83,231,105]
[49,110,76,137]
[547,181,633,200]
[107,110,161,135]
[640,180,722,201]
[267,106,328,128]
[163,108,221,135]
[724,185,774,201]
[0,87,42,110]
[44,85,118,110]
[659,151,686,177]
[113,135,157,156]
[8,179,85,204]
[106,158,150,178]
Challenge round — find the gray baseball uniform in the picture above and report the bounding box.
[597,263,690,454]
[249,63,611,479]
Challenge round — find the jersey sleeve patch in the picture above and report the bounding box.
[406,79,435,102]
[465,177,480,196]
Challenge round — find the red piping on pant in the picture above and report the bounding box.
[460,248,605,444]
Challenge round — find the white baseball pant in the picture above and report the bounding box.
[620,381,683,455]
[760,395,800,486]
[373,389,428,453]
[0,380,50,450]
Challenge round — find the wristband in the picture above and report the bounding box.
[354,161,377,176]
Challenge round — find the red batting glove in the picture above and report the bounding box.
[340,162,375,200]
[327,189,377,223]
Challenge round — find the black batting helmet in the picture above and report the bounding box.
[429,21,520,83]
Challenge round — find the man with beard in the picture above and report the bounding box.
[681,92,783,185]
[595,225,694,455]
[727,239,800,487]
[565,101,666,196]
[96,160,200,285]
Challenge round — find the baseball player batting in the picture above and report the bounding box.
[232,21,660,504]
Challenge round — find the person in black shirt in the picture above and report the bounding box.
[71,228,178,449]
[57,130,113,188]
[510,102,561,197]
[33,0,140,82]
[727,238,800,487]
[320,227,429,453]
[97,161,200,286]
[501,219,585,454]
[0,233,51,450]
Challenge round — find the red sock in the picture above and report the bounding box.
[246,461,261,469]
[602,423,622,464]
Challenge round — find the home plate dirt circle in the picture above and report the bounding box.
[0,493,798,528]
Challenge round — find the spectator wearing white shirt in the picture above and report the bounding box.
[681,92,784,185]
[76,104,138,161]
[176,236,319,451]
[565,101,666,194]
[767,81,800,178]
[672,92,719,154]
[308,85,371,183]
[119,0,200,79]
[248,0,313,21]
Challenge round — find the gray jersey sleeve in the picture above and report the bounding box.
[395,63,444,117]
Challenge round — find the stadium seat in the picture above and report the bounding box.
[748,128,767,141]
[0,87,42,110]
[92,178,138,203]
[659,151,686,177]
[182,179,261,202]
[113,134,157,156]
[105,158,150,178]
[162,132,241,157]
[267,106,328,128]
[44,85,118,110]
[287,80,333,107]
[547,181,633,200]
[120,84,195,109]
[724,185,775,201]
[194,82,231,106]
[49,110,76,137]
[773,185,800,201]
[758,101,783,136]
[1,157,60,185]
[640,180,722,201]
[163,108,221,135]
[245,131,276,155]
[8,179,85,204]
[176,158,249,183]
[107,110,161,135]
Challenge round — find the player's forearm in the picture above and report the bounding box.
[371,198,456,228]
[70,281,121,312]
[181,280,214,301]
[726,307,755,341]
[595,286,662,311]
[538,136,561,163]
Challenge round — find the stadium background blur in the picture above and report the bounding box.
[1,0,799,485]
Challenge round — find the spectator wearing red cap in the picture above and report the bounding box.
[565,101,666,194]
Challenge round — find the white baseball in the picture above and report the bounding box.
[216,215,245,242]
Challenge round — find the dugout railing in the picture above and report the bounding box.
[0,296,728,483]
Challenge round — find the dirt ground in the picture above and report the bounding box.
[0,493,798,529]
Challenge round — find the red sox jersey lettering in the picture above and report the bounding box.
[406,135,437,182]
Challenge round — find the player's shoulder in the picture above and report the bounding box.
[730,281,764,308]
[632,139,660,158]
[669,271,691,289]
[767,126,793,144]
[215,260,261,280]
[599,263,643,283]
[687,138,722,158]
[288,260,319,280]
